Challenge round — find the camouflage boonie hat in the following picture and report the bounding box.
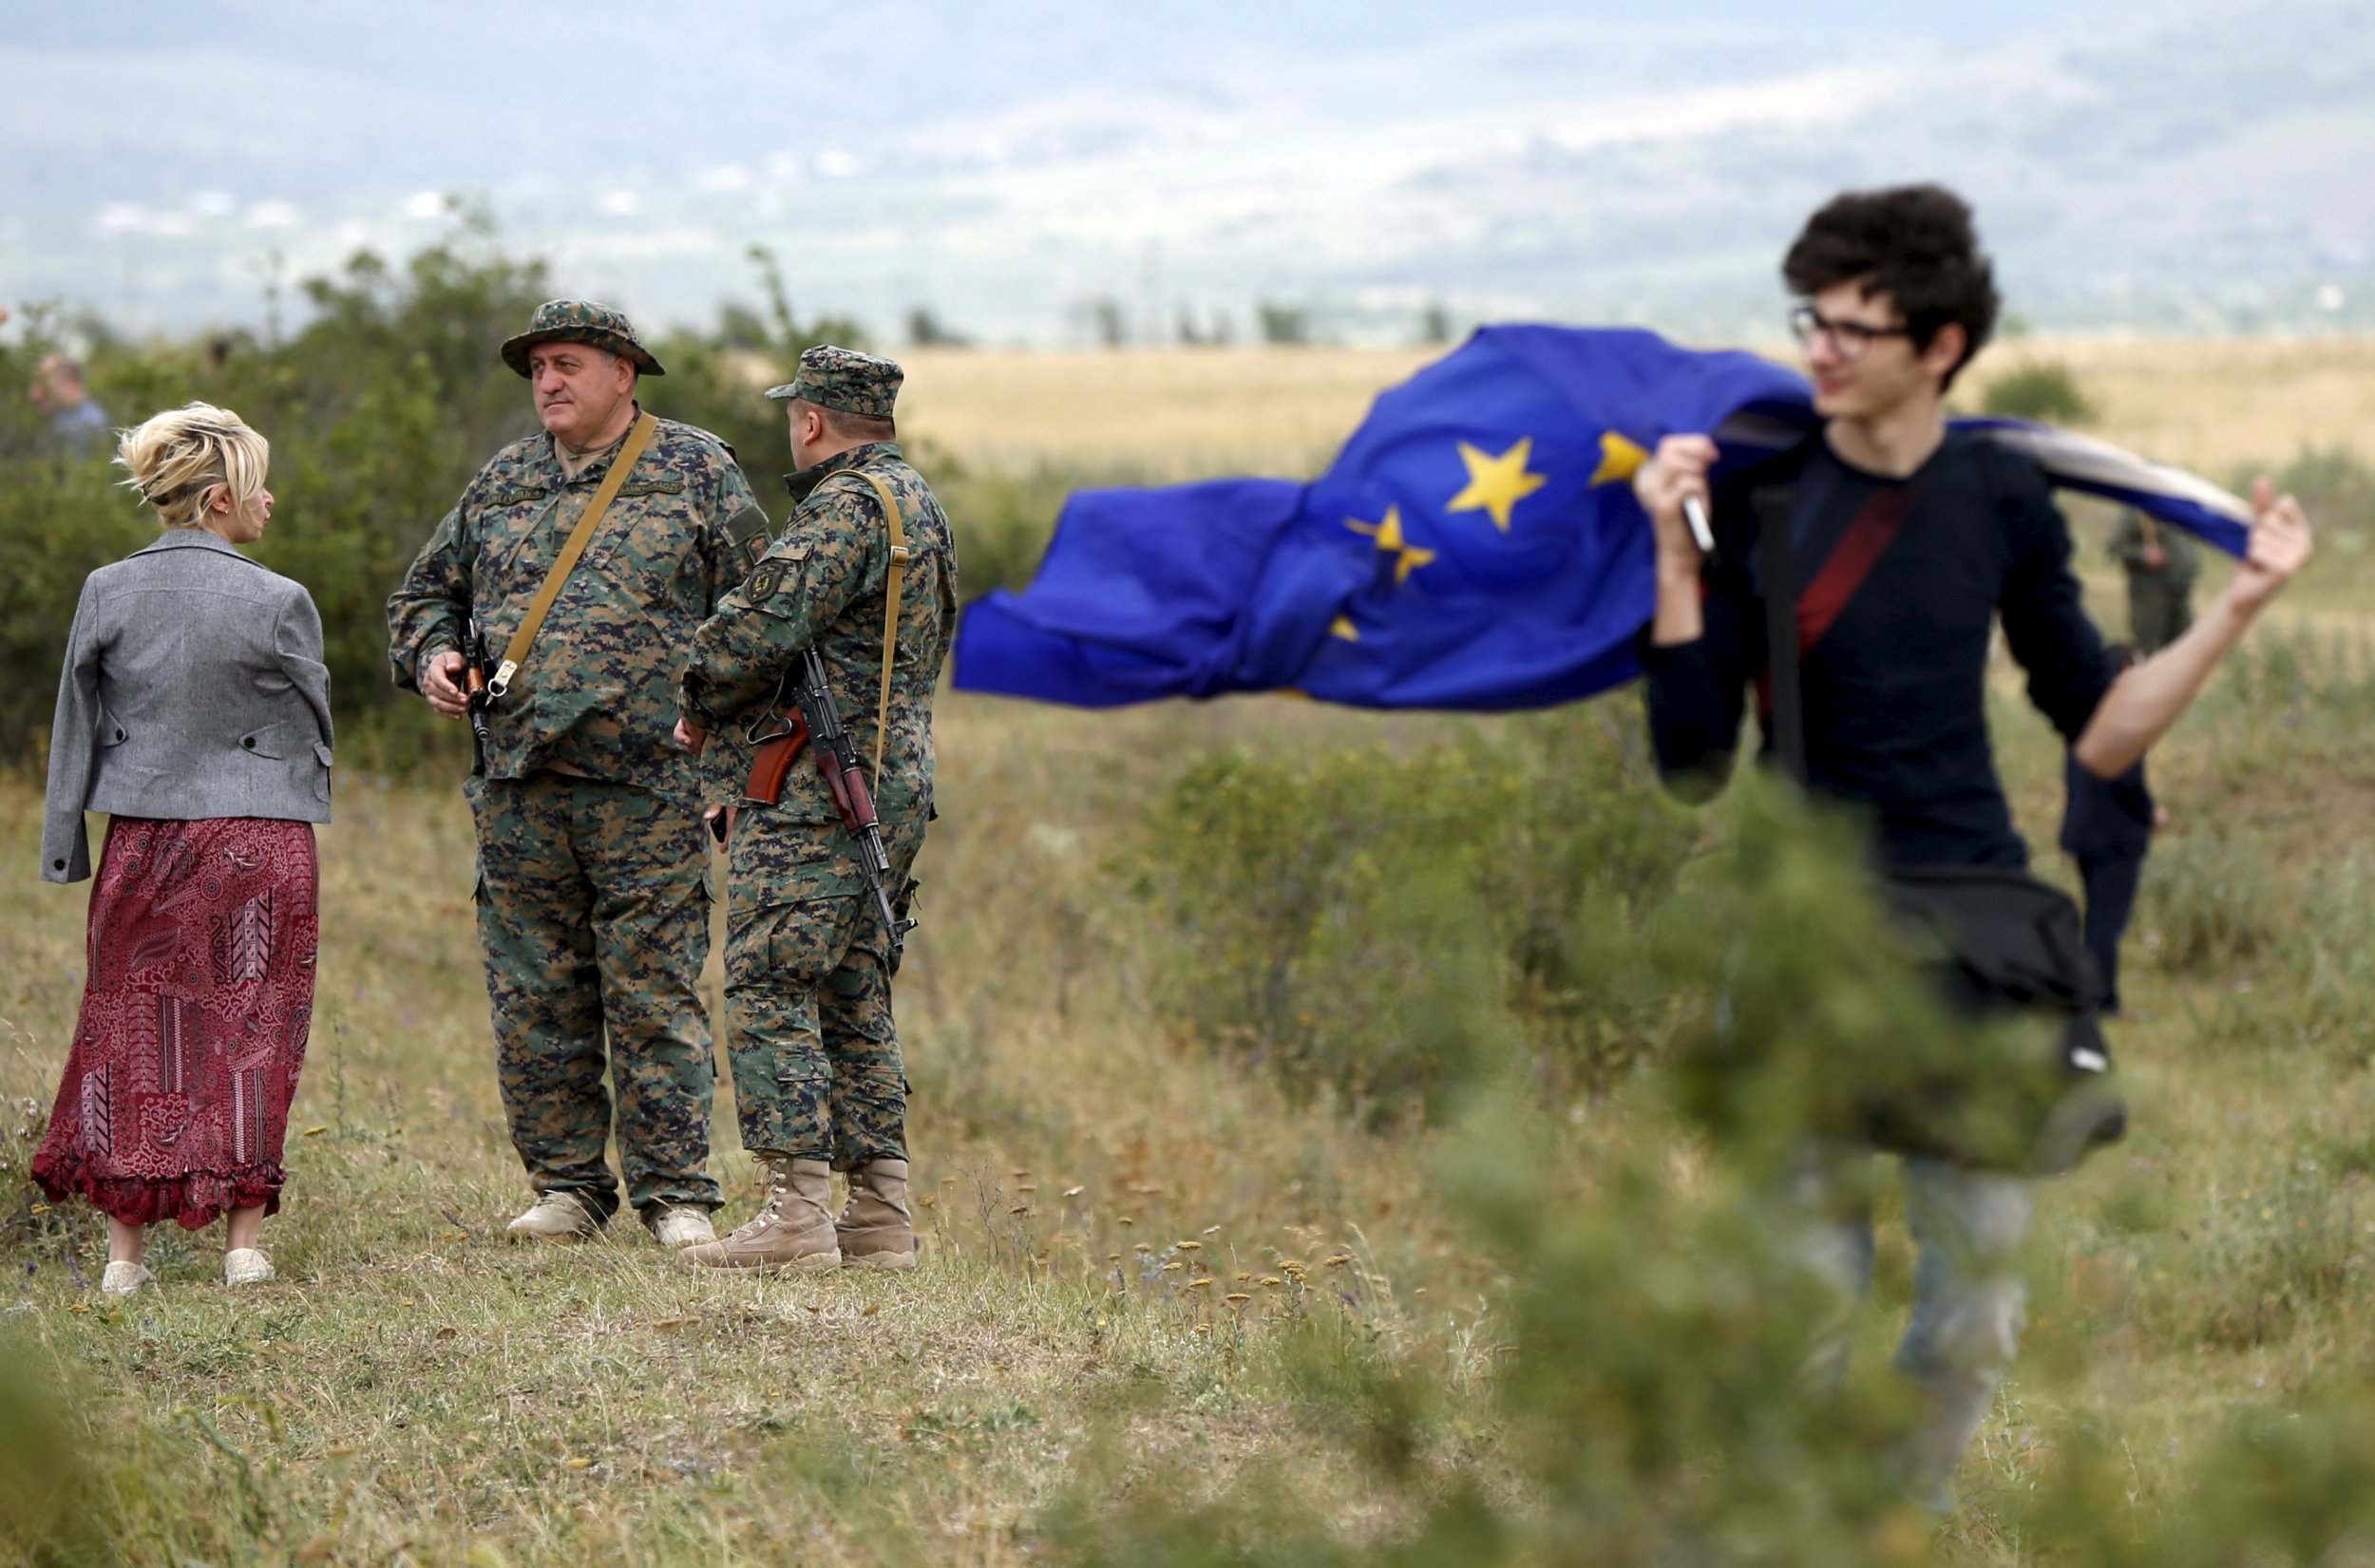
[500,299,667,378]
[764,345,902,418]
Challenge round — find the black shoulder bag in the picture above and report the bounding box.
[1751,479,2125,1176]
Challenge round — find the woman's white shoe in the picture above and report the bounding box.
[100,1261,156,1295]
[223,1248,275,1285]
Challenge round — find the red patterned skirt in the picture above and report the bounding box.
[32,816,318,1229]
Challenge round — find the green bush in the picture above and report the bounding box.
[1130,708,1700,1119]
[0,217,965,770]
[1982,359,2097,424]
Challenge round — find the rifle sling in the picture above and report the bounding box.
[850,470,910,787]
[487,409,658,698]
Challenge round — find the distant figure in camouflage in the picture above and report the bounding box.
[674,346,958,1272]
[2110,507,2198,654]
[387,300,771,1247]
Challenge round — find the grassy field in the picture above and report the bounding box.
[5,340,2375,1566]
[894,336,2375,481]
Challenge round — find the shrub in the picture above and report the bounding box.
[1131,708,1699,1119]
[0,218,911,769]
[1983,359,2096,424]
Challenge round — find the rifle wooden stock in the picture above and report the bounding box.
[743,715,810,807]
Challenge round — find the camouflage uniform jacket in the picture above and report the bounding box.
[680,442,958,827]
[2107,508,2199,585]
[387,410,766,805]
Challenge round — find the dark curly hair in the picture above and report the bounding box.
[1782,184,2000,391]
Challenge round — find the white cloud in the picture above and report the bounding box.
[247,200,300,229]
[190,189,237,218]
[403,190,446,220]
[694,163,751,194]
[597,189,643,217]
[815,149,863,179]
[94,202,150,236]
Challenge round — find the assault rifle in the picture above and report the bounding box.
[742,649,916,957]
[463,618,494,775]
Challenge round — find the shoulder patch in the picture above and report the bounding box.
[725,502,773,576]
[747,562,782,602]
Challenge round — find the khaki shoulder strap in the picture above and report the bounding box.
[487,410,658,698]
[850,470,911,784]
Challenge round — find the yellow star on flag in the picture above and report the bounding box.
[1589,430,1649,487]
[1446,437,1548,532]
[1343,505,1437,585]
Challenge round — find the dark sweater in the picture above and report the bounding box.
[1642,431,2116,869]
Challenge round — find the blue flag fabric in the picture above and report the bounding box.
[953,327,2252,711]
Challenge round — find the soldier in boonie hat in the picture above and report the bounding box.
[764,345,902,419]
[501,299,668,378]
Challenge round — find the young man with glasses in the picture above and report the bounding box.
[1631,183,2313,1509]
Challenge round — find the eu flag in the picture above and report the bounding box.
[952,328,2252,711]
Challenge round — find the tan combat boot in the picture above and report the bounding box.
[677,1157,841,1271]
[836,1159,919,1271]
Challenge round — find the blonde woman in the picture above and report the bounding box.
[33,404,332,1294]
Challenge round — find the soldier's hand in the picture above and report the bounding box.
[2141,543,2167,569]
[420,649,469,719]
[674,717,708,756]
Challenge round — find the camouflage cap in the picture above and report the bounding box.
[500,299,667,378]
[763,345,902,418]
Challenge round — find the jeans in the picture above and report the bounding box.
[1780,1142,2036,1511]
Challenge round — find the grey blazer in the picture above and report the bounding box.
[42,530,333,883]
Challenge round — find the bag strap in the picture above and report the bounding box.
[487,409,658,698]
[1753,474,1920,787]
[850,470,911,785]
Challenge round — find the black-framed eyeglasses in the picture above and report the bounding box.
[1788,304,1913,360]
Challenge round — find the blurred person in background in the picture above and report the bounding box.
[34,403,332,1294]
[1634,184,2311,1509]
[30,353,111,449]
[388,300,770,1249]
[2109,506,2199,653]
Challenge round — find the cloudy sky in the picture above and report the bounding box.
[6,0,2369,344]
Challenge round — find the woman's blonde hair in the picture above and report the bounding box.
[115,403,270,529]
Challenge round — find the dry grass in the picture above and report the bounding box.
[894,337,2375,482]
[6,340,2375,1565]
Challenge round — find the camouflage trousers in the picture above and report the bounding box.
[723,809,923,1167]
[466,774,720,1221]
[2127,579,2194,656]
